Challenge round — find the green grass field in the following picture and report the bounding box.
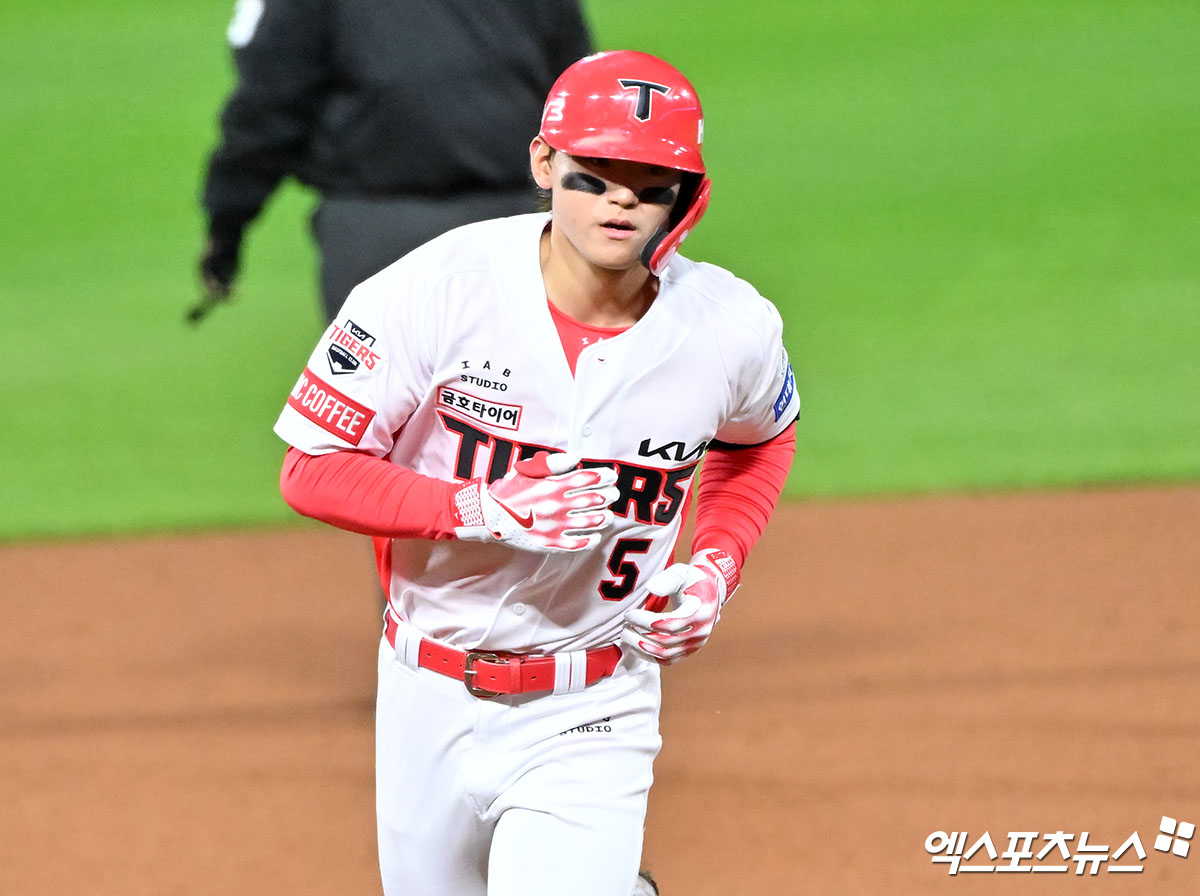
[1,1,1197,540]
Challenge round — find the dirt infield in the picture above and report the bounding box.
[3,485,1197,895]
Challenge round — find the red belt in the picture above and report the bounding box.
[384,613,622,699]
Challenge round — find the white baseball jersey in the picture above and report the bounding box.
[274,212,798,654]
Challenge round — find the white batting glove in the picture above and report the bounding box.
[452,452,619,553]
[621,549,741,665]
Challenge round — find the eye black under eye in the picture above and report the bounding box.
[638,186,679,205]
[561,172,606,194]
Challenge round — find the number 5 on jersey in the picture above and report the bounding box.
[599,538,652,601]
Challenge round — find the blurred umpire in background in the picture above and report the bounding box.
[195,0,592,323]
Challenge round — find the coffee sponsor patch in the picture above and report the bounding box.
[288,367,375,445]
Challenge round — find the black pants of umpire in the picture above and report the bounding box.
[311,187,539,324]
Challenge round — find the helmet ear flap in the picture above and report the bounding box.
[641,177,711,276]
[671,173,704,229]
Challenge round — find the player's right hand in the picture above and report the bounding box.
[451,452,618,552]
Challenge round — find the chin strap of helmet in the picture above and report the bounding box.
[640,178,712,277]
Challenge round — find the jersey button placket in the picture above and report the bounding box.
[569,344,612,455]
[577,350,610,446]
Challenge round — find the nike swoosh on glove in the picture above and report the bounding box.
[621,549,740,665]
[452,452,619,552]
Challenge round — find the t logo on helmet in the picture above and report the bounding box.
[618,79,670,121]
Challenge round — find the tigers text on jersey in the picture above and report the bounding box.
[274,213,799,654]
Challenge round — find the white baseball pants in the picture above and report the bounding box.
[375,629,662,896]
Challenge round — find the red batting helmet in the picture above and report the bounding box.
[539,50,712,275]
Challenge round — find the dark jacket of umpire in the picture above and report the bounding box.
[201,0,592,243]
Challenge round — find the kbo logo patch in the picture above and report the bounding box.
[773,363,796,421]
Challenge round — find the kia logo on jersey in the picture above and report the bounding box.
[326,319,381,375]
[637,438,708,463]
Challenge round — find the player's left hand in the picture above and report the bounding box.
[621,548,740,665]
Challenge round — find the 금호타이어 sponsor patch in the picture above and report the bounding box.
[438,387,523,431]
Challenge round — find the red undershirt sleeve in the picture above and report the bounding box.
[279,446,460,540]
[690,425,797,569]
[281,423,796,565]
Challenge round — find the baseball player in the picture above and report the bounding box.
[274,51,798,896]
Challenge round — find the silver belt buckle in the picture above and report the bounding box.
[463,651,504,699]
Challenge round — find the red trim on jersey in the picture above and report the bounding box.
[280,447,458,540]
[547,300,629,375]
[373,536,393,600]
[690,425,796,569]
